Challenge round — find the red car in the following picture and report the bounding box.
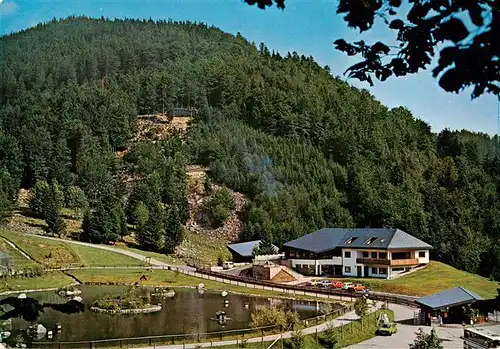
[353,284,366,292]
[331,281,343,289]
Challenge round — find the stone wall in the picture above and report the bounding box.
[90,305,162,315]
[252,265,271,280]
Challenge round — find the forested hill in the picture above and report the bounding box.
[1,17,500,279]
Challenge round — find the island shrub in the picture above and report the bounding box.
[92,287,151,311]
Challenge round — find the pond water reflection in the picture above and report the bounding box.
[0,285,337,343]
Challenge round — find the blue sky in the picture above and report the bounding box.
[0,0,497,135]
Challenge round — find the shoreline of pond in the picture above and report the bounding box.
[0,282,349,306]
[90,304,162,314]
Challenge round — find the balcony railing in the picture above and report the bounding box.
[356,258,419,266]
[356,258,390,265]
[390,258,419,266]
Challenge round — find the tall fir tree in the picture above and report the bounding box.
[136,202,164,251]
[44,183,66,236]
[164,204,182,254]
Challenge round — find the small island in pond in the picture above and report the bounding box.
[90,288,161,315]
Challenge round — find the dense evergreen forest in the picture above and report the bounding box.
[0,17,499,279]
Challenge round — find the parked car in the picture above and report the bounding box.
[341,282,354,290]
[353,284,366,292]
[222,261,234,270]
[331,281,343,289]
[377,322,397,336]
[317,280,333,288]
[307,279,320,286]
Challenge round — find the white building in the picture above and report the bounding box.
[282,228,432,279]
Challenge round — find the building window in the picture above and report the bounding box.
[379,252,387,259]
[419,251,426,258]
[344,251,351,258]
[345,237,358,244]
[365,237,378,245]
[371,252,378,259]
[362,251,369,258]
[344,266,351,273]
[371,267,378,274]
[392,251,411,260]
[379,267,387,274]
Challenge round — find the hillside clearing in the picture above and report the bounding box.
[346,261,499,299]
[0,230,142,268]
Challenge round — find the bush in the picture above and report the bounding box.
[321,302,334,315]
[319,322,339,349]
[354,295,369,318]
[203,187,235,228]
[92,287,150,310]
[284,330,306,349]
[250,306,299,329]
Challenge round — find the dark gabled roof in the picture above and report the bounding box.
[227,240,279,258]
[283,228,432,254]
[388,229,433,249]
[415,287,482,310]
[282,228,346,254]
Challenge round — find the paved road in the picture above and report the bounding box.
[345,304,463,349]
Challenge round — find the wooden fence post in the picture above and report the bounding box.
[315,328,318,345]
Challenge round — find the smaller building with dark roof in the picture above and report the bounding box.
[415,287,482,325]
[226,240,279,263]
[282,228,432,278]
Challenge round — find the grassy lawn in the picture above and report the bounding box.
[0,237,38,269]
[69,244,143,266]
[112,243,183,265]
[0,229,81,268]
[215,309,394,349]
[345,261,500,299]
[0,230,142,268]
[69,268,346,303]
[0,271,75,293]
[177,229,232,265]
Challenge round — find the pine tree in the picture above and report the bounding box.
[134,201,149,230]
[409,328,444,349]
[44,183,66,236]
[252,235,276,256]
[28,180,50,217]
[164,204,182,254]
[81,201,121,244]
[136,202,164,251]
[64,185,88,217]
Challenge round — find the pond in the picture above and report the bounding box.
[0,285,341,344]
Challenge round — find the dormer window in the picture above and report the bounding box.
[345,237,358,244]
[365,237,378,245]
